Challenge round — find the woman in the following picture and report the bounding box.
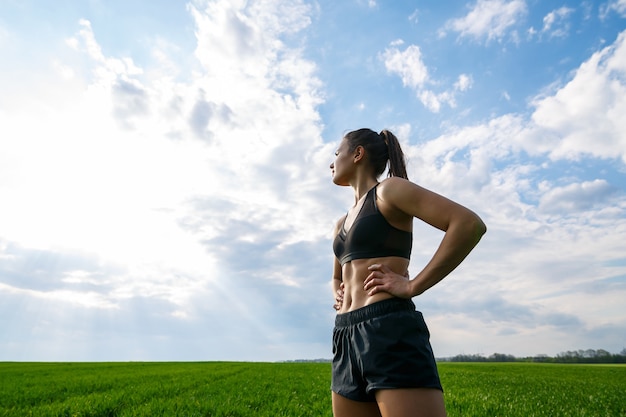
[329,128,486,417]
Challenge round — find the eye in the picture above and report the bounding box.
[334,151,339,156]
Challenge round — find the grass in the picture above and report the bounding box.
[1,362,624,416]
[441,363,626,416]
[0,362,330,417]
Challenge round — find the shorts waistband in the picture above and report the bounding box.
[335,298,416,327]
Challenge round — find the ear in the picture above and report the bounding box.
[353,145,365,163]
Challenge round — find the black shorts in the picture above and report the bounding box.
[331,298,443,402]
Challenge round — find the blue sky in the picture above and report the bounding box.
[1,0,625,361]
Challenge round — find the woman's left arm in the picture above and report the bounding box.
[364,177,487,298]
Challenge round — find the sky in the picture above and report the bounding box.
[0,0,625,362]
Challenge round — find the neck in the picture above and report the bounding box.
[351,176,379,204]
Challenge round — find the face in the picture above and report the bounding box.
[329,138,354,186]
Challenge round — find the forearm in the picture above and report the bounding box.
[410,215,486,296]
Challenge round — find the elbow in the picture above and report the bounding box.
[455,211,486,243]
[448,210,487,244]
[471,214,487,241]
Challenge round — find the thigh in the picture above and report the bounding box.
[375,388,446,417]
[332,391,382,417]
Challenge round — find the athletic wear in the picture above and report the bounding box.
[332,298,443,402]
[333,185,412,266]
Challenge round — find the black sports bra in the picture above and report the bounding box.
[333,185,412,266]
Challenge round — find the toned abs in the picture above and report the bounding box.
[338,256,410,313]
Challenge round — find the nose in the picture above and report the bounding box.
[330,162,334,169]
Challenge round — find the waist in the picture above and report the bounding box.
[334,298,416,328]
[339,257,410,311]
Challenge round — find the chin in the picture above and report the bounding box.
[331,173,349,186]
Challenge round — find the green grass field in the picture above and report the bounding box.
[1,362,624,416]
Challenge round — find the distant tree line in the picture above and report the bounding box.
[439,348,626,363]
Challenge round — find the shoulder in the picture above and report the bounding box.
[376,176,442,219]
[378,176,413,189]
[374,177,420,226]
[377,177,422,203]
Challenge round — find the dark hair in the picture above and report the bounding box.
[344,128,408,179]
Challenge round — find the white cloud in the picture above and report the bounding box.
[455,73,473,91]
[408,114,526,199]
[529,6,575,40]
[0,0,336,360]
[538,179,618,214]
[600,0,626,18]
[0,282,119,310]
[380,44,472,112]
[356,0,377,8]
[530,30,626,162]
[442,0,527,43]
[542,7,574,37]
[52,59,76,79]
[380,44,429,89]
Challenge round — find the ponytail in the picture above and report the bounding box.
[379,129,408,179]
[344,128,408,180]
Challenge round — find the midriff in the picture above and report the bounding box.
[338,256,410,314]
